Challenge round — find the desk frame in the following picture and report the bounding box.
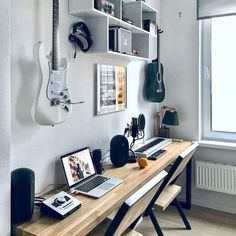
[15,141,194,236]
[179,158,192,209]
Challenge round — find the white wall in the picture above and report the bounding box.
[2,0,159,234]
[0,0,10,235]
[160,0,236,214]
[160,0,199,141]
[10,0,160,193]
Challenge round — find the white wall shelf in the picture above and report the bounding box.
[123,1,157,31]
[78,51,150,62]
[69,0,157,60]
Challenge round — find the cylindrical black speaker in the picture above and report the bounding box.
[11,168,35,223]
[92,149,103,174]
[110,135,129,167]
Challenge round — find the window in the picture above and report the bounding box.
[201,15,236,142]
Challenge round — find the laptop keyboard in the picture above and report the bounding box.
[76,176,109,193]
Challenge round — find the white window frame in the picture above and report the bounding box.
[200,19,236,142]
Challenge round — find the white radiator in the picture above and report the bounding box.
[196,161,236,195]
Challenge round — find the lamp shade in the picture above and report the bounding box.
[162,111,179,126]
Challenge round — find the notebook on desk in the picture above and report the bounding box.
[61,147,123,198]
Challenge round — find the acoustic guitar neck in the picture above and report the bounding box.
[153,26,163,70]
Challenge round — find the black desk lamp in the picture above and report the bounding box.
[155,106,179,138]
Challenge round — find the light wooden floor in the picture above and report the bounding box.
[136,205,236,236]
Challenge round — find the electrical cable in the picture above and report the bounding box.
[73,42,77,59]
[35,184,64,198]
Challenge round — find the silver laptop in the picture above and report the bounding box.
[61,147,123,198]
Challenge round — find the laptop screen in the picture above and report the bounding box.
[61,147,96,188]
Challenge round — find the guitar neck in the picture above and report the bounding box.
[157,32,160,71]
[153,26,162,71]
[52,0,59,71]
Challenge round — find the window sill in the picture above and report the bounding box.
[199,140,236,151]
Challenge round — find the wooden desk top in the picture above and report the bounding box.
[16,141,192,236]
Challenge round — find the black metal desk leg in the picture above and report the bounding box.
[179,158,192,209]
[148,209,164,236]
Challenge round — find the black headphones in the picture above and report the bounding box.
[68,22,93,53]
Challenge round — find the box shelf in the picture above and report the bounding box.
[69,0,158,61]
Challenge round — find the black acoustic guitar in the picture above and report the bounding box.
[146,26,165,102]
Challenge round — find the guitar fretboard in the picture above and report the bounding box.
[52,0,59,71]
[157,28,161,72]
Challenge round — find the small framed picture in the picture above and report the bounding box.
[97,64,127,115]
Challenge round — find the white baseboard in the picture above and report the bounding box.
[178,196,236,215]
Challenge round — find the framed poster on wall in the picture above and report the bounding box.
[97,64,127,115]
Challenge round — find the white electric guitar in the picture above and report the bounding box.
[32,0,71,126]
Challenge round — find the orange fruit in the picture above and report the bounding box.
[138,157,148,168]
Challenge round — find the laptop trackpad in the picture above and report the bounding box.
[98,182,115,190]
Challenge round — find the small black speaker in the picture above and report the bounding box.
[92,149,103,174]
[11,168,35,223]
[110,135,129,167]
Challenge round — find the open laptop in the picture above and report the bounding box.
[61,147,123,198]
